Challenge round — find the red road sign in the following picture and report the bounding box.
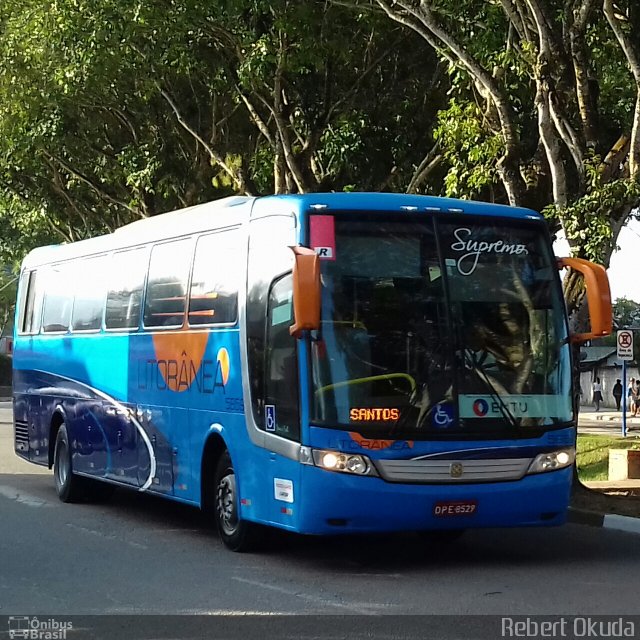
[617,330,634,360]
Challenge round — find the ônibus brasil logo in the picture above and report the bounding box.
[472,399,489,417]
[8,616,72,640]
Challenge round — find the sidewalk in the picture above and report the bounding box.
[577,403,640,495]
[577,403,640,436]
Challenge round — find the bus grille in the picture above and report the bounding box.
[14,420,29,451]
[375,457,532,484]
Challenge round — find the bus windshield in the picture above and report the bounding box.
[310,215,572,437]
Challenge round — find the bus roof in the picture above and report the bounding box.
[21,192,542,268]
[256,192,542,220]
[21,196,255,268]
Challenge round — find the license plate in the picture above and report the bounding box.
[433,500,478,517]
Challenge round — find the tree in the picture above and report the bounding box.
[612,297,640,330]
[0,0,446,260]
[597,297,640,361]
[363,0,640,323]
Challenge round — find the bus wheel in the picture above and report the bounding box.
[214,451,261,552]
[53,423,86,503]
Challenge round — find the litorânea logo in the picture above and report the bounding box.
[8,616,72,640]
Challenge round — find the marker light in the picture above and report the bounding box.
[527,448,575,474]
[309,449,378,477]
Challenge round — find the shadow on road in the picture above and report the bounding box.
[44,479,634,572]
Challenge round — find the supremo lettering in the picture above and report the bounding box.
[138,358,226,393]
[350,408,400,421]
[450,227,528,276]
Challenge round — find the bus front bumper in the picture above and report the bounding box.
[296,464,572,535]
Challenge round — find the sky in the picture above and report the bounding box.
[554,217,640,303]
[607,218,640,302]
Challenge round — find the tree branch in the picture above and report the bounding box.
[159,84,254,195]
[42,151,143,217]
[378,0,527,204]
[407,140,442,193]
[569,0,598,147]
[604,0,640,177]
[236,87,273,144]
[264,31,311,193]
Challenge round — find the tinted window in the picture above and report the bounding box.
[72,256,108,331]
[19,270,43,335]
[189,231,239,325]
[105,247,148,330]
[246,216,297,427]
[42,265,73,332]
[264,275,299,441]
[144,239,192,328]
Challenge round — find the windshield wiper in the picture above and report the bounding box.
[464,349,519,429]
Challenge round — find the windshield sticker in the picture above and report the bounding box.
[271,301,292,326]
[450,227,529,276]
[460,395,566,418]
[274,478,294,503]
[350,408,400,422]
[310,215,336,261]
[432,403,455,428]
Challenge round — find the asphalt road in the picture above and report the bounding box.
[0,402,639,638]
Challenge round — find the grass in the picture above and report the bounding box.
[576,434,640,482]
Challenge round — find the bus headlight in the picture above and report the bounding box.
[527,448,575,474]
[309,449,378,476]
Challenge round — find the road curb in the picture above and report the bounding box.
[568,507,640,534]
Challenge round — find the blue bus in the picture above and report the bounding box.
[13,193,611,551]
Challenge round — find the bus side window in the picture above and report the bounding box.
[189,230,238,326]
[42,265,73,333]
[144,239,193,329]
[72,255,108,331]
[19,270,43,335]
[105,247,148,330]
[264,274,299,441]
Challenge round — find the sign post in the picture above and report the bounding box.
[617,330,634,437]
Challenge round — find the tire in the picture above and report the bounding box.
[214,451,262,552]
[53,423,86,503]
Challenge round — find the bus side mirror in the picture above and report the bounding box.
[289,246,321,338]
[557,257,612,343]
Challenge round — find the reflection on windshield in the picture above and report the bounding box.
[441,221,571,428]
[310,216,572,436]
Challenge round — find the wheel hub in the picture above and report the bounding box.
[216,474,238,536]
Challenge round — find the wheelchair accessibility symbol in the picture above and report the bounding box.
[265,405,276,432]
[432,403,454,428]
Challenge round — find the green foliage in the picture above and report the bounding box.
[368,0,640,283]
[545,179,640,263]
[0,0,446,266]
[434,101,502,198]
[613,298,640,328]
